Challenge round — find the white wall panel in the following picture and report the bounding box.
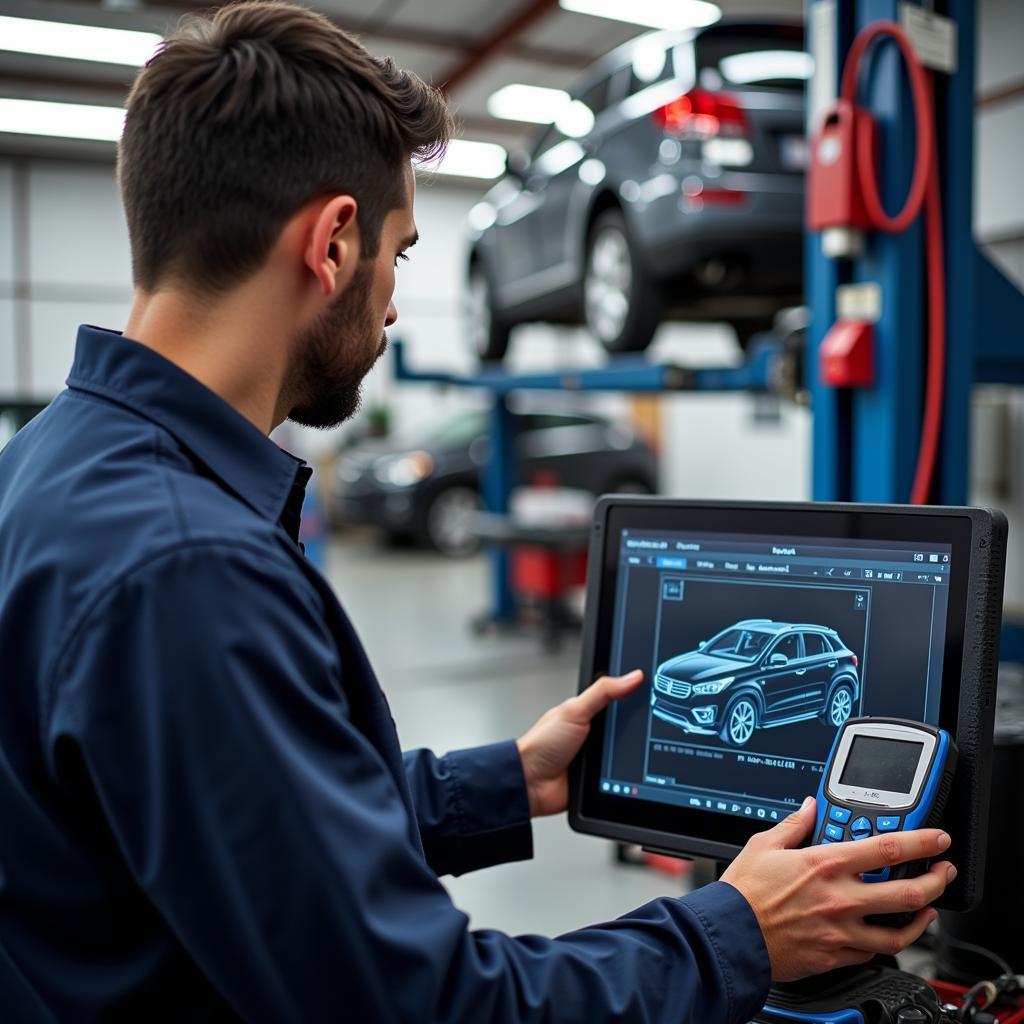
[28,301,131,399]
[977,0,1023,94]
[975,104,1024,241]
[0,301,16,391]
[0,161,14,285]
[28,162,132,288]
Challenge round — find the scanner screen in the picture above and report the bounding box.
[839,735,924,794]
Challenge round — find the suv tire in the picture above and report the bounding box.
[720,695,759,747]
[821,682,855,728]
[419,484,483,557]
[467,262,512,363]
[584,209,664,354]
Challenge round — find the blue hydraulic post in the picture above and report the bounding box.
[807,0,854,501]
[849,0,924,503]
[483,396,517,622]
[936,0,975,506]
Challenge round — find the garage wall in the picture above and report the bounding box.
[974,0,1024,613]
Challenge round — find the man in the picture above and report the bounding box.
[0,2,955,1021]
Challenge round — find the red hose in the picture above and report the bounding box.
[839,22,945,505]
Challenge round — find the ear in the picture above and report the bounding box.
[304,195,359,296]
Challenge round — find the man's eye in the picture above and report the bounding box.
[394,253,410,268]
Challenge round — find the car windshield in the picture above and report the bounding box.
[696,31,809,92]
[704,628,774,662]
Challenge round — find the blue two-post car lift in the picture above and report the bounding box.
[393,336,793,624]
[807,0,1024,658]
[395,0,1024,653]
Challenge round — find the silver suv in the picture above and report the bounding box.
[466,21,807,360]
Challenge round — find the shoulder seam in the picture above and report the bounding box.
[40,537,300,739]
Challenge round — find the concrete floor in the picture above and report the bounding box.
[325,533,687,938]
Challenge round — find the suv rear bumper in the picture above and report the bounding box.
[635,176,803,288]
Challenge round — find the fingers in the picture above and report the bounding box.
[835,828,951,874]
[760,795,817,850]
[859,860,954,915]
[848,907,939,958]
[570,670,644,720]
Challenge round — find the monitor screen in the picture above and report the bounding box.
[838,735,924,794]
[570,499,1006,911]
[598,526,951,825]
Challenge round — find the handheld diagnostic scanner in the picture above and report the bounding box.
[813,717,957,885]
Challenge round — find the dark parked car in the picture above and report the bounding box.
[331,409,657,555]
[466,20,806,361]
[651,619,860,747]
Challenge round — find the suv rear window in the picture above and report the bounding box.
[696,31,809,92]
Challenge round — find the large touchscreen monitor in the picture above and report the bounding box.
[569,499,1006,911]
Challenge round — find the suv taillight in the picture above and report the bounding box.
[652,88,749,139]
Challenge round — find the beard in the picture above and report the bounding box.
[286,258,388,430]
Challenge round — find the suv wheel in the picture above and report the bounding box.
[721,697,758,747]
[583,209,664,354]
[467,263,511,362]
[421,485,483,557]
[823,684,854,728]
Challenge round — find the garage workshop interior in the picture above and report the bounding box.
[1,0,1023,1021]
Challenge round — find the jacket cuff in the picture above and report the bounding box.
[681,881,771,1024]
[439,740,533,875]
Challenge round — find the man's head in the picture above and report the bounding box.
[117,0,451,427]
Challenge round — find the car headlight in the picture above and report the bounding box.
[373,451,434,488]
[692,677,734,695]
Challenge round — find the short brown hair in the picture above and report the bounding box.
[118,0,452,294]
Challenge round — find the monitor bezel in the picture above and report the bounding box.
[568,498,1006,912]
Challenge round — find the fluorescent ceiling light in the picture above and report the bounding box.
[558,0,720,31]
[488,84,570,124]
[0,15,161,66]
[0,98,125,142]
[719,50,814,85]
[419,139,507,180]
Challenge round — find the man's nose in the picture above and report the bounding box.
[385,299,398,328]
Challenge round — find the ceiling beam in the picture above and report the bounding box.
[54,0,591,72]
[438,0,562,95]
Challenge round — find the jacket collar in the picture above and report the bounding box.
[67,325,307,527]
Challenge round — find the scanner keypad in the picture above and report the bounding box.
[821,805,880,843]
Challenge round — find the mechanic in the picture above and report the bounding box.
[0,2,956,1021]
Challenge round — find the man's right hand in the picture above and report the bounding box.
[720,795,956,982]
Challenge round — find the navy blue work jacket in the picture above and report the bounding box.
[0,326,770,1022]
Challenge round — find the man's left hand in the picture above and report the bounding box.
[516,670,645,818]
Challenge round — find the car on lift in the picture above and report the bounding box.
[651,620,860,747]
[466,20,807,361]
[330,409,658,556]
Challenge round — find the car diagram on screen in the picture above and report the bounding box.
[650,620,861,748]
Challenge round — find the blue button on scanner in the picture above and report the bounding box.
[876,816,901,832]
[829,806,852,824]
[824,823,845,842]
[850,816,872,837]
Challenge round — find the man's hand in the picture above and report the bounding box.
[721,796,956,981]
[516,670,644,818]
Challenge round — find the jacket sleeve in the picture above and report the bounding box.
[49,541,771,1024]
[402,742,533,877]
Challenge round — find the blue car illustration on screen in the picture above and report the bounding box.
[651,620,860,747]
